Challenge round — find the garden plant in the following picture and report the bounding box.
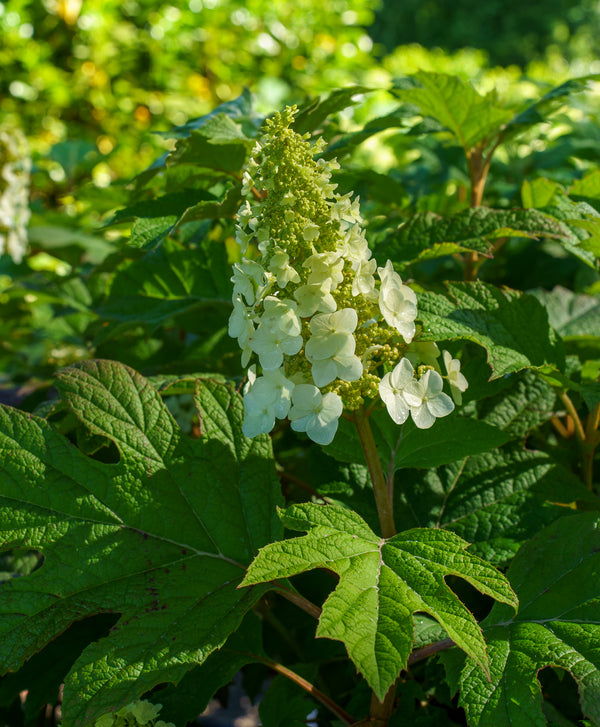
[0,69,599,727]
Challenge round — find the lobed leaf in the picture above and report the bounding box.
[454,513,600,726]
[242,503,517,700]
[0,360,282,726]
[392,72,512,151]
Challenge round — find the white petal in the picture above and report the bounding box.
[311,359,338,388]
[410,404,435,429]
[335,354,363,383]
[427,392,455,419]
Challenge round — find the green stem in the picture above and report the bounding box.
[353,408,396,538]
[368,684,397,727]
[353,408,397,725]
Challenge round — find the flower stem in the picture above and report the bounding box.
[353,408,396,538]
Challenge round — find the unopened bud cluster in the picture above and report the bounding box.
[0,128,31,264]
[229,107,467,445]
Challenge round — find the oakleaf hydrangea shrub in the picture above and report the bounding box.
[229,107,467,444]
[0,127,30,264]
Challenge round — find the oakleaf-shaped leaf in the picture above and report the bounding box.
[392,72,512,151]
[454,513,600,726]
[418,281,565,378]
[0,360,282,727]
[241,503,517,700]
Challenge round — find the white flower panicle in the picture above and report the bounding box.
[228,107,465,444]
[0,127,31,264]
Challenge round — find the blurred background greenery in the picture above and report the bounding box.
[1,0,599,391]
[2,0,600,184]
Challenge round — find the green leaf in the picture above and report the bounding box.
[580,382,600,412]
[391,416,510,470]
[0,360,282,726]
[532,287,600,339]
[522,178,563,209]
[418,281,565,378]
[375,207,571,268]
[128,216,176,250]
[164,90,256,139]
[570,169,600,203]
[539,202,600,267]
[108,189,214,227]
[392,72,512,150]
[107,189,217,251]
[501,76,600,145]
[477,369,556,439]
[456,513,600,726]
[259,668,318,727]
[324,411,509,474]
[397,446,597,566]
[156,612,266,727]
[242,503,517,701]
[177,185,243,223]
[0,616,117,723]
[293,86,374,135]
[97,238,230,329]
[167,120,250,173]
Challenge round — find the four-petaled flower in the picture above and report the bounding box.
[288,384,343,445]
[305,309,363,387]
[249,297,303,370]
[379,357,415,425]
[403,369,455,429]
[242,368,295,437]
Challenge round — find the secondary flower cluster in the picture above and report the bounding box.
[0,127,31,264]
[229,107,467,445]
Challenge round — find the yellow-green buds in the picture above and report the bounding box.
[228,106,463,443]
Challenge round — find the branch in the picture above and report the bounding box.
[274,582,322,620]
[408,638,455,666]
[267,661,355,725]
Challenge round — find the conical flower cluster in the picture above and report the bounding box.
[0,127,31,264]
[229,107,466,444]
